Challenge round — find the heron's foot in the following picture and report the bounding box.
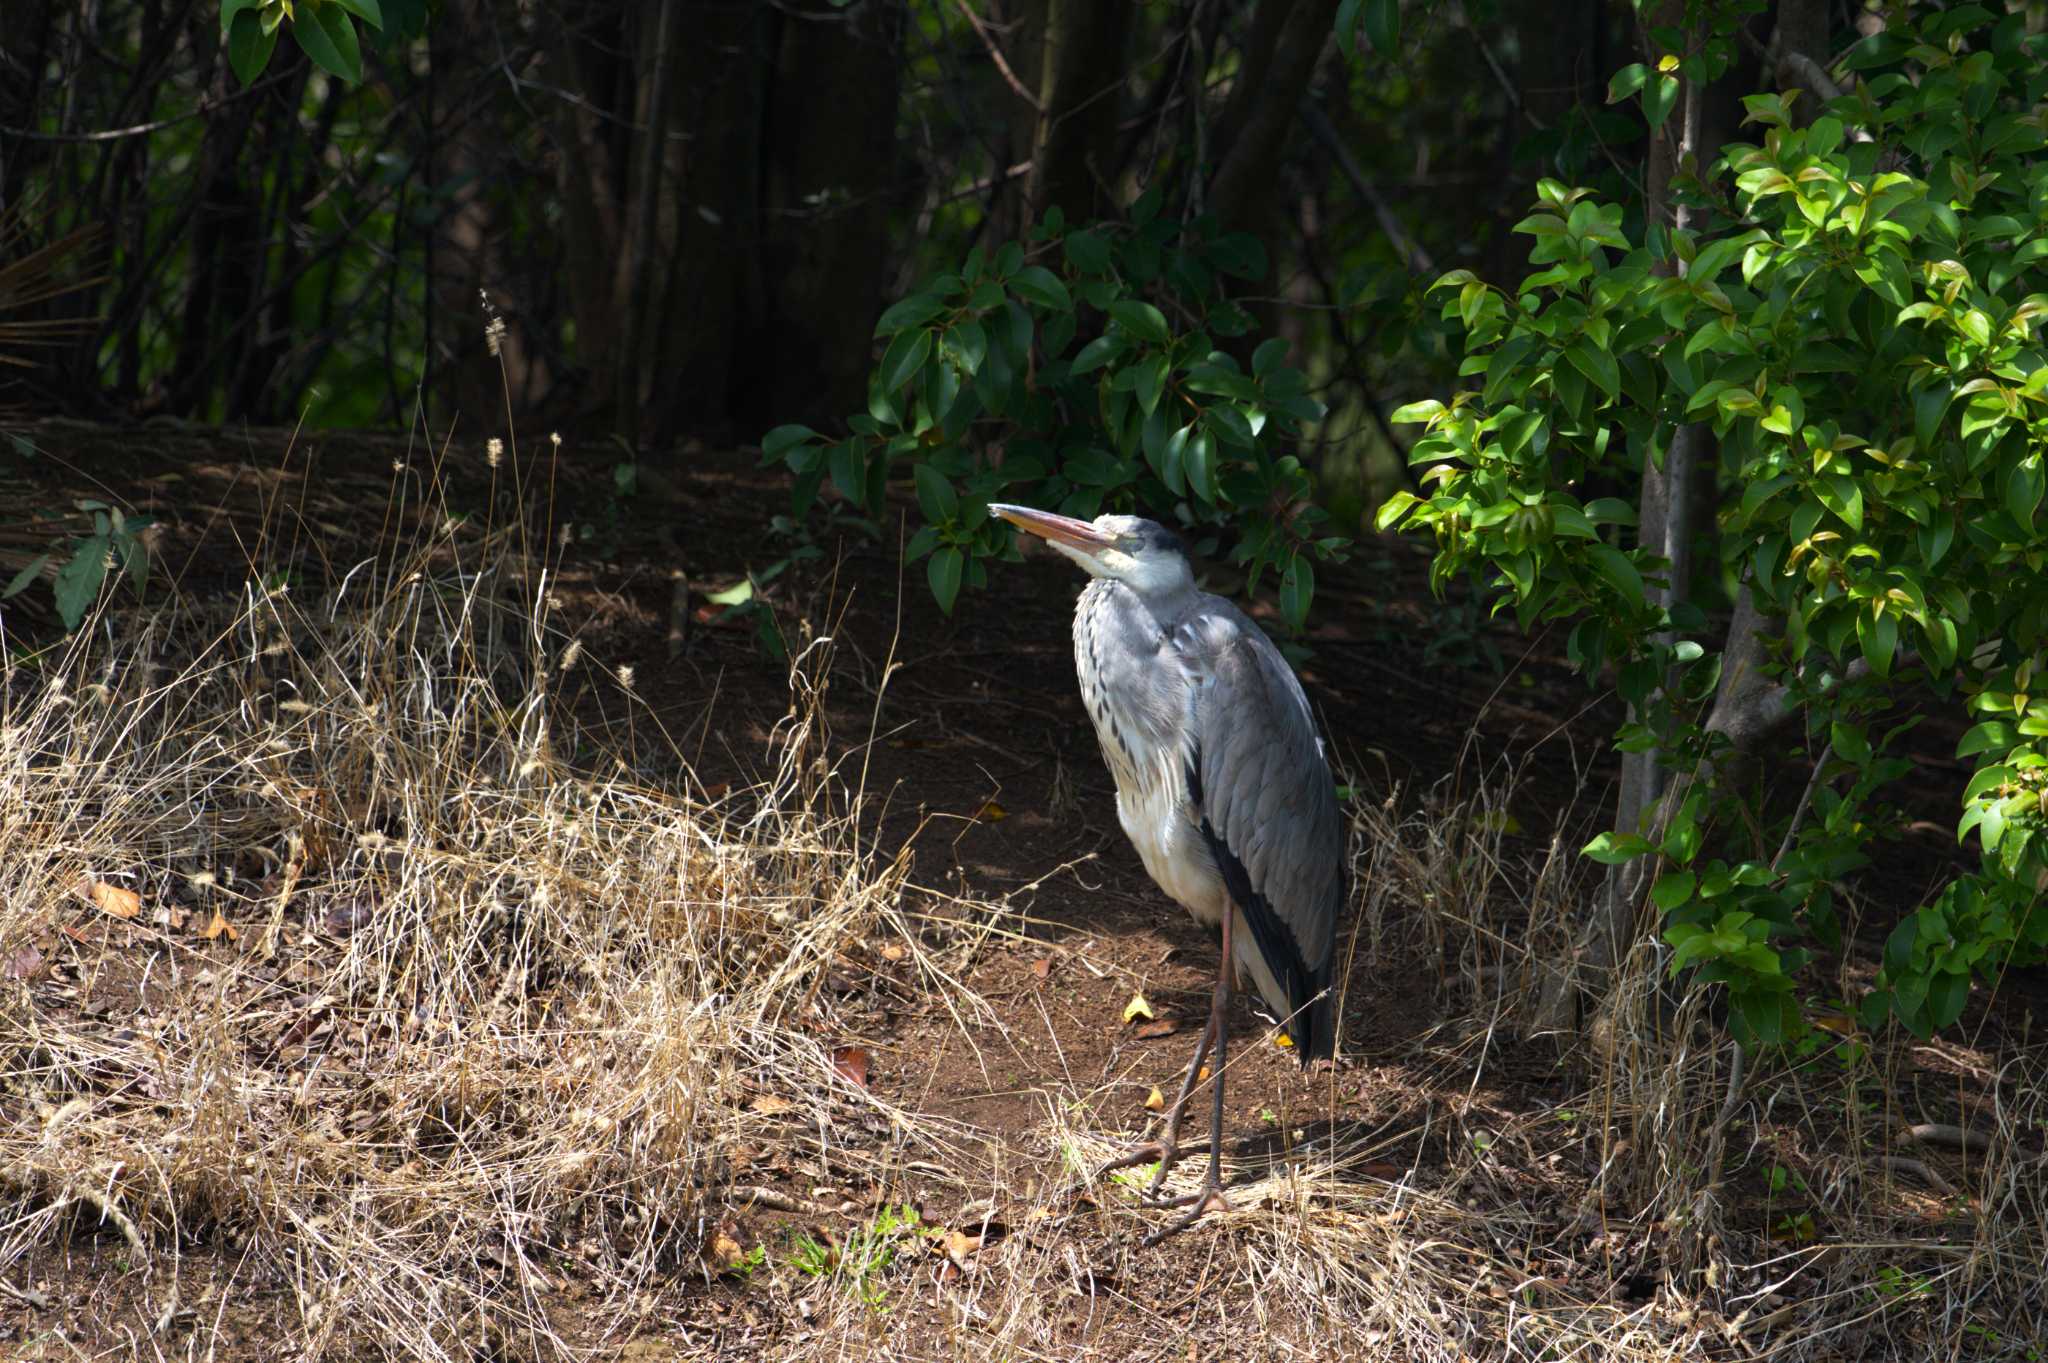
[1093,1138,1184,1202]
[1139,1179,1232,1246]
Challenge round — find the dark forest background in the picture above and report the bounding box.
[0,0,1803,515]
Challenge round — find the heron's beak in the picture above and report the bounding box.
[989,503,1114,553]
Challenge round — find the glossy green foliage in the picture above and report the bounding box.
[763,198,1344,622]
[220,0,423,85]
[1384,4,2048,1043]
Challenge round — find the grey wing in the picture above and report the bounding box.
[1177,605,1344,1060]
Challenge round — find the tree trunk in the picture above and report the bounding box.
[733,0,904,433]
[1591,3,1706,982]
[1028,0,1133,223]
[1208,0,1341,236]
[1588,0,1836,989]
[545,0,765,445]
[428,0,551,431]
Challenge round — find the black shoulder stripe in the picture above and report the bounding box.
[1197,813,1325,1064]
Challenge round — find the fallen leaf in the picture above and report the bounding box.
[831,1046,871,1088]
[705,1230,749,1275]
[879,943,906,963]
[943,1229,982,1265]
[1144,1086,1165,1111]
[750,1095,796,1116]
[1134,1018,1178,1040]
[1198,1065,1211,1082]
[87,881,141,919]
[203,910,239,943]
[975,799,1008,822]
[4,942,44,980]
[1121,991,1154,1023]
[1029,957,1051,981]
[1275,1031,1295,1050]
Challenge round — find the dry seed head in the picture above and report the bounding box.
[561,639,583,671]
[617,665,636,693]
[487,438,503,468]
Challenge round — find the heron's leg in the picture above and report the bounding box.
[1092,998,1218,1188]
[1140,915,1236,1243]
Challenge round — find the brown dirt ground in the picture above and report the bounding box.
[1,418,2042,1361]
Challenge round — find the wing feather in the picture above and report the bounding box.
[1176,605,1343,1060]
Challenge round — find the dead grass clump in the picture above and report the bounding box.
[0,453,919,1359]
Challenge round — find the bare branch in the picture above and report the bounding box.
[953,0,1043,113]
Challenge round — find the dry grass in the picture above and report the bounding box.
[0,431,2043,1361]
[0,436,960,1359]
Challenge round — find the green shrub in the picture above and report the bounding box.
[762,197,1344,626]
[1382,4,2048,1042]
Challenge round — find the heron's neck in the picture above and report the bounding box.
[1080,577,1198,631]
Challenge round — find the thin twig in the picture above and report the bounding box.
[953,0,1043,112]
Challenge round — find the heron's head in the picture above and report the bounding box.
[989,504,1193,597]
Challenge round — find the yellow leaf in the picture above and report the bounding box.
[976,799,1009,822]
[1657,54,1680,73]
[1144,1086,1165,1111]
[1275,1031,1295,1049]
[203,910,239,943]
[1121,991,1154,1023]
[706,1231,748,1274]
[88,881,141,919]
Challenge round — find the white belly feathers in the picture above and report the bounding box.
[1073,581,1230,928]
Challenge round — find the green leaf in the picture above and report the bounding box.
[1643,74,1680,130]
[1565,339,1620,402]
[1008,266,1071,312]
[1858,609,1897,680]
[761,424,820,465]
[221,0,262,34]
[227,8,280,84]
[1651,870,1696,912]
[928,547,964,615]
[1252,337,1291,377]
[1374,491,1420,531]
[53,536,109,628]
[1389,399,1445,425]
[913,465,958,523]
[1363,0,1400,54]
[1818,474,1863,532]
[1607,63,1649,103]
[1064,229,1112,275]
[294,1,364,82]
[878,327,934,395]
[1279,555,1314,629]
[1107,300,1172,346]
[330,0,385,30]
[2005,455,2043,531]
[1586,543,1644,604]
[1583,831,1654,865]
[874,293,946,335]
[1070,334,1122,376]
[1831,720,1871,765]
[2,553,49,600]
[1185,430,1216,503]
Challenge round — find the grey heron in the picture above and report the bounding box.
[991,503,1343,1241]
